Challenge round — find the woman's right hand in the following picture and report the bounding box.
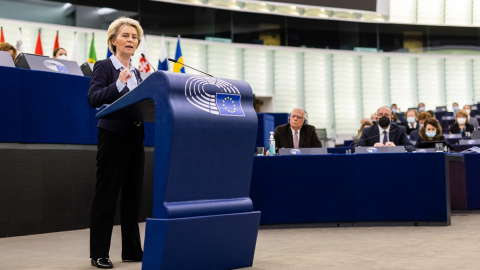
[119,68,132,85]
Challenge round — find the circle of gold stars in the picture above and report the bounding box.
[222,96,237,113]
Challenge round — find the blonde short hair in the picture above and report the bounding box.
[107,17,143,54]
[455,109,469,119]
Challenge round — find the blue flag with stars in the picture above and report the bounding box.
[216,93,244,116]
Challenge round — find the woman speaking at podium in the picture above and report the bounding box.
[87,17,144,269]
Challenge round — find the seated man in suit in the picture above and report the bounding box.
[273,108,322,151]
[355,106,415,152]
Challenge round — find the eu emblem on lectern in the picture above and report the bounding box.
[185,76,244,117]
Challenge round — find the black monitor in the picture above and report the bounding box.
[418,140,448,149]
[80,62,94,76]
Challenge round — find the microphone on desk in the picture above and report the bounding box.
[168,58,213,77]
[348,128,398,150]
[141,53,156,72]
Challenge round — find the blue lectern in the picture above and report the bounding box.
[96,71,261,270]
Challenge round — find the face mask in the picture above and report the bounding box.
[407,116,415,123]
[418,106,425,112]
[378,116,390,128]
[466,109,471,115]
[453,107,458,112]
[457,117,467,125]
[392,108,397,114]
[57,55,68,60]
[419,124,424,128]
[371,119,377,124]
[426,131,437,138]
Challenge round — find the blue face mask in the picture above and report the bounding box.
[426,131,437,138]
[453,106,459,112]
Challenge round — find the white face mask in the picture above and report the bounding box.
[56,55,68,60]
[407,116,416,123]
[457,117,467,125]
[418,106,425,112]
[466,109,471,115]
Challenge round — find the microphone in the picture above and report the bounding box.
[168,58,213,77]
[141,53,156,72]
[349,128,398,149]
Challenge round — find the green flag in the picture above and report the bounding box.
[88,33,97,63]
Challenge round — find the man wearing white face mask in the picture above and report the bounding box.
[403,108,419,135]
[452,102,459,114]
[463,105,479,129]
[449,109,475,136]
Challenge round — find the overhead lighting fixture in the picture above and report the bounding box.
[97,7,118,15]
[63,3,72,9]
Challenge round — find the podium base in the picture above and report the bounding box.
[142,211,261,270]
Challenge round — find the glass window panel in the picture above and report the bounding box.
[361,55,390,117]
[243,48,274,96]
[303,52,334,137]
[474,59,480,102]
[388,0,416,24]
[417,57,446,110]
[207,45,243,80]
[473,1,480,26]
[445,0,472,26]
[332,54,362,135]
[273,50,304,112]
[417,0,445,25]
[444,58,474,106]
[389,56,418,111]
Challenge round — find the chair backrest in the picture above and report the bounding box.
[316,128,327,140]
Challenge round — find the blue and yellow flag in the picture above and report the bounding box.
[173,36,185,73]
[216,93,245,116]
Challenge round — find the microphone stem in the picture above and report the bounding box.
[168,58,213,77]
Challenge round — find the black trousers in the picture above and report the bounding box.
[90,126,145,259]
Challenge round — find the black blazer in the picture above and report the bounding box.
[402,122,418,135]
[355,123,415,152]
[449,122,474,135]
[87,58,143,137]
[273,123,322,150]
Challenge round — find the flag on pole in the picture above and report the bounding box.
[173,36,185,73]
[70,31,79,63]
[107,47,113,58]
[88,33,97,64]
[158,35,168,71]
[35,29,43,55]
[0,27,5,43]
[53,30,60,53]
[16,28,23,55]
[138,35,151,79]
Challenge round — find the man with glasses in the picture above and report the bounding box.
[355,106,415,152]
[273,108,322,152]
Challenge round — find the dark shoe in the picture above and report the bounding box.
[122,256,142,262]
[91,257,114,268]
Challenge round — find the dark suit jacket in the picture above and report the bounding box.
[355,123,415,152]
[87,58,143,137]
[402,122,418,135]
[273,123,322,150]
[449,122,474,134]
[409,129,420,142]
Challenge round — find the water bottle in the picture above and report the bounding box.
[269,131,276,155]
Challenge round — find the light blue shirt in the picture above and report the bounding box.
[109,55,138,92]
